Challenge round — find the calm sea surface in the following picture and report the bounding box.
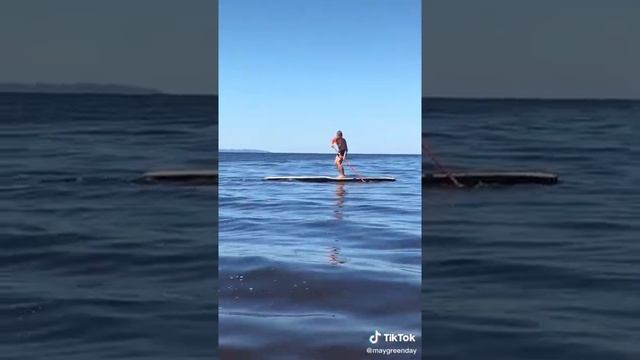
[3,94,638,360]
[219,152,422,359]
[0,93,218,359]
[423,98,639,359]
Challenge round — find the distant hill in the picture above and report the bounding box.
[219,149,270,153]
[0,82,163,95]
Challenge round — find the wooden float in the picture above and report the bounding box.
[142,170,218,184]
[423,172,558,186]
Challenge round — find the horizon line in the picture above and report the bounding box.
[423,95,640,101]
[3,91,639,101]
[0,90,216,97]
[221,150,420,155]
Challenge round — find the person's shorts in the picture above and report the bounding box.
[336,150,346,163]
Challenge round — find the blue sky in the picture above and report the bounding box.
[219,0,421,154]
[4,0,638,99]
[424,0,640,99]
[0,0,216,94]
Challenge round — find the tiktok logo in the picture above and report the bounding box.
[369,330,381,344]
[368,330,417,344]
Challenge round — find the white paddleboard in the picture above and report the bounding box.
[264,176,395,182]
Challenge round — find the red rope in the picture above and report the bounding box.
[336,152,365,182]
[423,141,464,188]
[344,157,366,183]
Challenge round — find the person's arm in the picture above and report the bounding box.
[343,140,348,159]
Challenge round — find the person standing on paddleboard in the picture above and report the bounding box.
[330,130,348,178]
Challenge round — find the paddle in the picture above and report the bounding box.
[336,150,366,182]
[422,141,464,188]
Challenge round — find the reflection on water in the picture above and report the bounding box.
[328,246,346,266]
[329,184,347,265]
[333,183,346,220]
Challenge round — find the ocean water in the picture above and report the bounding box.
[4,93,637,360]
[218,153,422,359]
[422,98,640,359]
[0,93,218,359]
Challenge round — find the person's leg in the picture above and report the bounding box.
[337,156,346,177]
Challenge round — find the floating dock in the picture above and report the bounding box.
[423,172,558,186]
[142,170,218,184]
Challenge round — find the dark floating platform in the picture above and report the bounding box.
[141,172,395,184]
[264,176,396,183]
[142,170,218,184]
[142,170,556,187]
[423,172,558,187]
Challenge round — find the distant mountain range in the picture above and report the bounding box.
[219,149,270,153]
[0,82,163,95]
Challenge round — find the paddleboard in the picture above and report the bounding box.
[143,170,218,183]
[264,176,395,183]
[423,172,558,186]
